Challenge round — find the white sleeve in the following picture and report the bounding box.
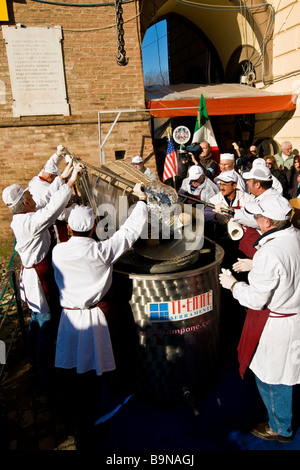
[49,152,63,168]
[232,249,279,310]
[233,208,260,229]
[97,201,149,264]
[31,184,72,233]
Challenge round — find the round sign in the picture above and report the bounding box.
[173,126,191,144]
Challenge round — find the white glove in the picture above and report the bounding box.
[56,144,66,157]
[232,258,253,273]
[69,162,84,182]
[219,268,237,290]
[60,158,73,179]
[65,154,72,164]
[133,183,146,199]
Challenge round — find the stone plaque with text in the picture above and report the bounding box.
[3,25,70,117]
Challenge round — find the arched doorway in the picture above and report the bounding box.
[141,14,224,86]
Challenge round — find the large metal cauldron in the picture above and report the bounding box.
[74,159,224,399]
[114,238,224,400]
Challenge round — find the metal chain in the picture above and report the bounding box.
[115,0,129,66]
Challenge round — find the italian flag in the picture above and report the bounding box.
[193,94,220,162]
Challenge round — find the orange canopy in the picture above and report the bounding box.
[145,83,297,117]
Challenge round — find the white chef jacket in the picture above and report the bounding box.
[233,170,246,192]
[11,184,72,313]
[52,201,148,309]
[232,225,300,385]
[39,152,62,176]
[29,175,64,209]
[52,201,149,375]
[209,188,254,208]
[180,177,219,203]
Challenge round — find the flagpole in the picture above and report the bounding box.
[163,130,178,185]
[169,132,176,189]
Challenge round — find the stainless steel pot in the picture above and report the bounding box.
[114,238,224,399]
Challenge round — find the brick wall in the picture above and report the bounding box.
[0,0,155,240]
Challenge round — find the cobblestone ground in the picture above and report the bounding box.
[0,257,77,451]
[0,331,77,450]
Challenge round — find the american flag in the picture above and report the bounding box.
[163,137,178,182]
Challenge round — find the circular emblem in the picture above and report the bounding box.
[173,126,191,144]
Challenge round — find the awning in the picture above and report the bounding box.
[145,83,297,118]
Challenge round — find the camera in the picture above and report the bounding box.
[178,150,192,165]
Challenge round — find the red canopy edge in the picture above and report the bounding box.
[146,95,296,118]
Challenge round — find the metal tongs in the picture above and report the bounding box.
[177,191,234,216]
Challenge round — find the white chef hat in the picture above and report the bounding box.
[2,184,29,208]
[214,169,238,183]
[220,153,235,161]
[188,165,204,181]
[68,205,95,232]
[131,156,143,164]
[243,165,272,181]
[244,195,292,221]
[42,160,61,175]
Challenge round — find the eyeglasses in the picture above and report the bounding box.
[266,162,273,166]
[218,182,234,187]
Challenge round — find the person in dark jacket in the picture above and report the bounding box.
[264,155,289,199]
[286,155,300,199]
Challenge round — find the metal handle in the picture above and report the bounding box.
[177,191,234,215]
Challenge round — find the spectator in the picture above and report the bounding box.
[264,155,288,198]
[131,156,156,181]
[274,141,294,171]
[197,141,218,180]
[236,145,258,175]
[179,141,218,182]
[286,155,300,199]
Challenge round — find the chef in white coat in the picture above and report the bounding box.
[2,162,83,387]
[29,145,76,242]
[210,169,253,223]
[178,165,219,204]
[52,183,149,377]
[207,170,254,263]
[219,195,300,443]
[230,164,280,258]
[28,144,66,208]
[219,153,246,191]
[51,185,149,446]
